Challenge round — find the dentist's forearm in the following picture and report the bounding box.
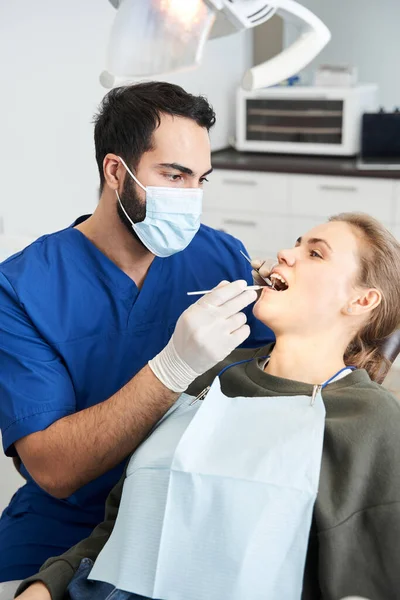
[14,281,255,500]
[15,365,179,498]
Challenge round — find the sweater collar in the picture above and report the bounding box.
[244,344,372,396]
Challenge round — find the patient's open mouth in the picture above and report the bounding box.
[269,273,289,292]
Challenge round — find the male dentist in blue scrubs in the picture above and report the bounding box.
[0,81,274,582]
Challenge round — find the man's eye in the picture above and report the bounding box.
[310,250,323,259]
[166,174,182,181]
[200,177,209,184]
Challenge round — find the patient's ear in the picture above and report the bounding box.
[345,288,382,317]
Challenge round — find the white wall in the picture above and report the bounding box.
[0,0,251,240]
[284,0,400,109]
[0,1,251,511]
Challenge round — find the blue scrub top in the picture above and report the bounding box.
[0,218,274,580]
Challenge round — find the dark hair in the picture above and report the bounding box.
[94,81,216,191]
[329,212,400,381]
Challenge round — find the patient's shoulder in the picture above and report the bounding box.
[326,369,400,410]
[324,371,400,453]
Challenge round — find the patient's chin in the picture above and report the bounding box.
[253,291,293,330]
[253,299,276,326]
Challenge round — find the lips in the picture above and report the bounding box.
[269,270,289,292]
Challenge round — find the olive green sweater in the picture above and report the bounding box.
[17,346,400,600]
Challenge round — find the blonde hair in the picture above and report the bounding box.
[329,212,400,381]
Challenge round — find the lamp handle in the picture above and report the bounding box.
[242,0,331,90]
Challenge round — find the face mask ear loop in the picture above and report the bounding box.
[115,189,135,228]
[118,156,146,192]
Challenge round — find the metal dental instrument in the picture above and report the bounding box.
[239,250,274,288]
[187,285,263,296]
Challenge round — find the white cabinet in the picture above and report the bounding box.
[204,170,289,214]
[202,210,291,258]
[289,175,395,225]
[203,170,290,258]
[202,169,399,258]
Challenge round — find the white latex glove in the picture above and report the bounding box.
[251,257,277,287]
[149,280,257,392]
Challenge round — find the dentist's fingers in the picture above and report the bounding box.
[197,280,248,308]
[149,281,256,392]
[251,258,264,271]
[251,258,277,286]
[219,288,258,319]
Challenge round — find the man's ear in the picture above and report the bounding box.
[103,154,125,191]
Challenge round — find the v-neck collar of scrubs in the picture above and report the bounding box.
[63,224,166,324]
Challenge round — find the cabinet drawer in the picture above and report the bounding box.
[201,210,291,258]
[205,169,290,214]
[289,175,395,223]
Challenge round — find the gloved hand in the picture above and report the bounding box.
[251,257,277,287]
[149,280,257,392]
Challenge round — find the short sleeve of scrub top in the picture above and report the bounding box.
[0,272,76,456]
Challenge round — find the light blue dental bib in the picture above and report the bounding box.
[89,378,326,600]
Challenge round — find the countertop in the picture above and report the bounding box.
[211,148,400,180]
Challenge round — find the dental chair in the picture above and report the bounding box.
[378,329,400,384]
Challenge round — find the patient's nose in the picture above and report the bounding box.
[277,248,296,267]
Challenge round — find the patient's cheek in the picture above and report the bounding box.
[253,297,267,321]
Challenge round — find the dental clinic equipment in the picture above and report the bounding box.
[239,250,274,287]
[102,0,331,90]
[187,285,263,296]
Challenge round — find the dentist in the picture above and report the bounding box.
[0,81,273,583]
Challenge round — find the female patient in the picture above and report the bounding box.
[17,212,400,600]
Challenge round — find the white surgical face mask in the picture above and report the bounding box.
[115,157,203,258]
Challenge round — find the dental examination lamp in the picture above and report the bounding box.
[102,0,331,90]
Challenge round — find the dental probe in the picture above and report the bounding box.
[239,250,274,288]
[187,285,263,296]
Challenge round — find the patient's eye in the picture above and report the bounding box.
[310,250,323,259]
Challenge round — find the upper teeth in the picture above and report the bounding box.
[270,273,288,285]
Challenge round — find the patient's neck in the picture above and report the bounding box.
[265,333,348,385]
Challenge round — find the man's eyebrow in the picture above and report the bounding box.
[157,163,194,176]
[296,236,333,252]
[156,163,213,178]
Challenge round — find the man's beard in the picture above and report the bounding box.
[116,175,147,246]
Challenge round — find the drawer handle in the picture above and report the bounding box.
[223,219,257,227]
[222,179,258,187]
[319,184,357,193]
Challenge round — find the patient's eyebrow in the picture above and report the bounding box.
[296,237,333,252]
